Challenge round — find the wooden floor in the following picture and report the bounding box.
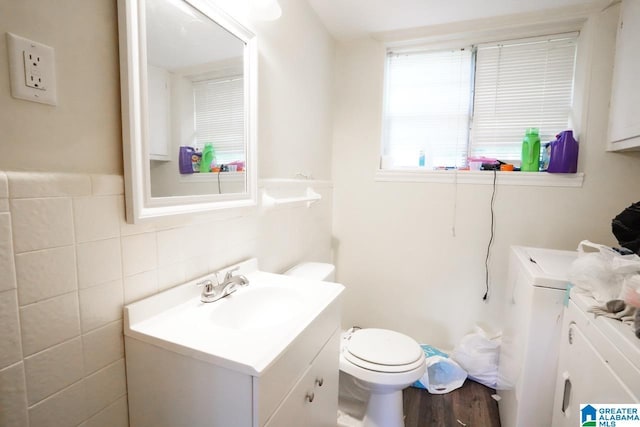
[403,380,501,427]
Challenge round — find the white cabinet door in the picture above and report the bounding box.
[552,323,638,427]
[265,332,339,427]
[608,0,640,151]
[147,64,171,160]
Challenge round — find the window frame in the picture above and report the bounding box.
[378,30,585,187]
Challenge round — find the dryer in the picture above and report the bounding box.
[498,246,578,427]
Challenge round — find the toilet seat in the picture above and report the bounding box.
[343,328,425,373]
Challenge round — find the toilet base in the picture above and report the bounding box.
[362,389,404,427]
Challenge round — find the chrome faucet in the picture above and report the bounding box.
[197,267,249,303]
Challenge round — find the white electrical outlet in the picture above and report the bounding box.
[23,50,45,90]
[6,33,57,105]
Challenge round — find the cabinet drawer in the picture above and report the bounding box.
[264,331,340,427]
[255,298,341,426]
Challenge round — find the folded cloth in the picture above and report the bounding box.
[588,299,640,338]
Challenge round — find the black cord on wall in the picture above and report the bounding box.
[484,169,497,301]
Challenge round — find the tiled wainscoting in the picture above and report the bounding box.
[0,171,332,427]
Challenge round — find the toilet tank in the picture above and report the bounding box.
[284,262,335,282]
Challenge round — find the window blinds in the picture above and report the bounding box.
[193,76,245,164]
[383,48,473,168]
[471,34,577,160]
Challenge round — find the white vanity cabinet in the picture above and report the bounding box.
[264,332,340,427]
[125,305,341,427]
[123,261,344,427]
[607,0,640,151]
[551,291,640,427]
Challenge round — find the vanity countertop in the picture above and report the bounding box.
[123,259,344,376]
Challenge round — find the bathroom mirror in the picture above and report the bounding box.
[118,0,257,223]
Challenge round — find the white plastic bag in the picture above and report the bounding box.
[568,240,640,303]
[425,356,467,394]
[414,355,467,394]
[412,345,467,394]
[451,326,501,389]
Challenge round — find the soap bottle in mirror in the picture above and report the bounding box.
[179,146,195,174]
[200,143,215,173]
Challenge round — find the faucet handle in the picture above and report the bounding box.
[196,278,217,289]
[223,266,240,282]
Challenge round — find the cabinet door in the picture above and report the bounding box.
[552,323,638,427]
[608,0,640,150]
[265,332,339,427]
[147,64,171,160]
[309,333,340,427]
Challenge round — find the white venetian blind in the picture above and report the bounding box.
[471,34,577,160]
[193,76,245,164]
[383,48,473,168]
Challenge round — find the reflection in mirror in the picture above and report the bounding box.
[145,0,246,197]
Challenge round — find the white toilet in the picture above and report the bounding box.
[285,262,426,427]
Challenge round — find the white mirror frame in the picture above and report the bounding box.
[117,0,258,223]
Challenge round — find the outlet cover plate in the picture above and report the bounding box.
[6,32,57,106]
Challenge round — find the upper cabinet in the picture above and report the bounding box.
[607,0,640,151]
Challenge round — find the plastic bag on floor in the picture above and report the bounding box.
[451,327,501,389]
[412,345,467,394]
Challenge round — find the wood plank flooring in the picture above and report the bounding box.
[403,379,501,427]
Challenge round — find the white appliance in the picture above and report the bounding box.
[498,246,578,427]
[551,289,640,427]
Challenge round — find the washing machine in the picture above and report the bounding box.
[497,246,578,427]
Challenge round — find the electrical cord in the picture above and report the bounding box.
[217,168,222,194]
[484,168,497,301]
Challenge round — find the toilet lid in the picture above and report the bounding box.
[344,328,424,373]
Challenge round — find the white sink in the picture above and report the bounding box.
[209,286,305,331]
[124,258,344,375]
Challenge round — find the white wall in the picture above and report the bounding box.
[0,0,335,425]
[331,4,640,349]
[0,0,122,174]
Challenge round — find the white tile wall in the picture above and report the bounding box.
[28,381,87,427]
[0,213,16,292]
[11,198,75,253]
[0,362,29,427]
[20,292,81,356]
[0,171,8,198]
[123,270,157,305]
[79,396,129,427]
[73,196,121,243]
[84,359,127,417]
[7,172,91,199]
[76,238,122,288]
[121,232,157,276]
[82,321,124,375]
[24,338,84,405]
[15,245,77,305]
[0,172,333,427]
[0,290,22,369]
[79,280,123,332]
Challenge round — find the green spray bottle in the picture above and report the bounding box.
[199,143,215,173]
[521,128,541,172]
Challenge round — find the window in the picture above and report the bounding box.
[382,33,578,169]
[193,76,245,165]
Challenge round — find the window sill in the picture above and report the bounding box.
[179,171,245,183]
[375,169,584,187]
